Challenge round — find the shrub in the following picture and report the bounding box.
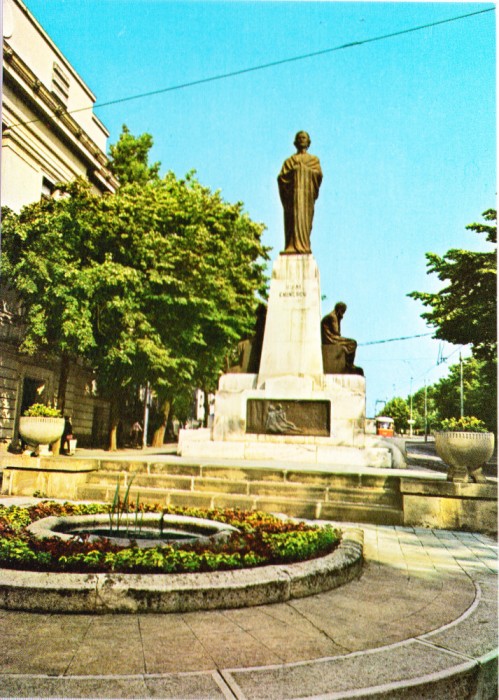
[23,404,62,418]
[435,416,488,433]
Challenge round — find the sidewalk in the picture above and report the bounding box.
[4,437,496,478]
[0,441,468,479]
[0,519,496,699]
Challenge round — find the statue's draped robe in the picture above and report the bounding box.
[278,152,322,254]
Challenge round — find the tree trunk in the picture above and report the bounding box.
[108,399,119,451]
[152,398,171,447]
[52,353,70,454]
[203,389,210,428]
[57,353,70,414]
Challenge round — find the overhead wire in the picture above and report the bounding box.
[414,344,466,382]
[358,332,434,346]
[5,5,495,131]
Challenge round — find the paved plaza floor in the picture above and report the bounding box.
[0,509,496,699]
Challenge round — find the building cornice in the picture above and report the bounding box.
[3,40,119,193]
[11,0,98,104]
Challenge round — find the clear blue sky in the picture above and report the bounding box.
[22,1,496,416]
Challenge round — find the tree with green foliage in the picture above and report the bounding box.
[409,209,497,432]
[430,356,496,433]
[2,155,268,449]
[377,396,410,434]
[384,356,495,436]
[1,182,102,415]
[409,209,496,360]
[409,384,439,434]
[108,124,160,186]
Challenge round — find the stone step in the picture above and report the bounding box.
[178,439,393,468]
[84,470,401,508]
[90,461,401,491]
[76,482,403,524]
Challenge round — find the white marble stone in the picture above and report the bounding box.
[316,445,391,468]
[244,441,318,463]
[324,374,366,393]
[176,251,393,468]
[211,370,366,445]
[260,375,317,395]
[218,374,257,391]
[178,427,211,442]
[258,255,323,387]
[178,434,246,459]
[178,431,392,468]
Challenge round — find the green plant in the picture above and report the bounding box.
[0,501,341,575]
[23,404,62,418]
[263,526,338,562]
[435,416,488,433]
[108,476,140,537]
[0,506,32,532]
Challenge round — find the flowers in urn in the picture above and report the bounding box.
[437,416,488,433]
[23,404,62,418]
[19,404,64,456]
[433,416,494,483]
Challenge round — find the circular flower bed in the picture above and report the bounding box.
[0,502,340,575]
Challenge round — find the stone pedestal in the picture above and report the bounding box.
[400,478,497,533]
[211,372,366,446]
[1,454,98,499]
[178,253,393,469]
[258,255,323,387]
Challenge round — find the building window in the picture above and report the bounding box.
[41,176,55,199]
[51,62,70,106]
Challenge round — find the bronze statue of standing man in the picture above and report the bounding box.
[278,131,323,254]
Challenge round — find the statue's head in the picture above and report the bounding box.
[294,131,311,151]
[334,302,347,317]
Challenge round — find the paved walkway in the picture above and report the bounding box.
[0,517,496,698]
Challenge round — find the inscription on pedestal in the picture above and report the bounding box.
[246,399,330,437]
[279,282,306,298]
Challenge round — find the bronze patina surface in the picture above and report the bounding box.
[278,131,322,254]
[321,302,363,376]
[246,399,330,436]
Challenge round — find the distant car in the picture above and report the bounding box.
[376,416,395,437]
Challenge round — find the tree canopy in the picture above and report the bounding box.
[108,124,160,186]
[2,126,269,446]
[408,209,496,434]
[418,357,495,433]
[409,209,497,362]
[377,397,410,433]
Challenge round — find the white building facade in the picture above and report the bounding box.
[2,0,117,210]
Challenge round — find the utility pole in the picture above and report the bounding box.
[424,381,428,442]
[409,376,413,437]
[459,353,464,418]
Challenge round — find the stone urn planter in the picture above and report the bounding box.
[19,416,65,456]
[434,431,495,483]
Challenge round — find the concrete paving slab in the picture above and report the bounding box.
[144,672,234,699]
[224,639,476,700]
[0,522,495,698]
[0,675,151,699]
[421,584,498,660]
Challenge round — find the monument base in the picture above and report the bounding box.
[178,252,393,468]
[178,372,393,469]
[213,373,366,445]
[178,430,392,468]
